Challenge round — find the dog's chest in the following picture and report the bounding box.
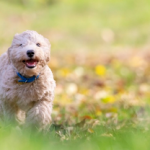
[15,81,48,109]
[0,73,48,101]
[0,64,55,111]
[17,81,46,101]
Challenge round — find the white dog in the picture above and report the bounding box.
[0,30,56,130]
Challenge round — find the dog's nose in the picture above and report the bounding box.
[27,50,34,58]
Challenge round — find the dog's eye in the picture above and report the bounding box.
[19,44,22,46]
[36,43,41,47]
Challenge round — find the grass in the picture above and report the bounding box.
[0,0,150,149]
[1,120,150,150]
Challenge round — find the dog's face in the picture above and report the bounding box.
[8,30,51,77]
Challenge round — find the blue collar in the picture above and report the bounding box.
[17,72,40,83]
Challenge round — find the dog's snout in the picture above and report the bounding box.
[27,50,34,58]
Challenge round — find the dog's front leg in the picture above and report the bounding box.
[0,101,19,124]
[0,101,3,122]
[25,100,52,130]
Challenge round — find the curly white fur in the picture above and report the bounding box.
[0,30,56,130]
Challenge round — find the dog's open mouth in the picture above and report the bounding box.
[23,59,38,68]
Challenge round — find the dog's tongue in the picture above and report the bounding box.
[26,60,37,67]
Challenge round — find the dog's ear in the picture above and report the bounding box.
[44,38,51,48]
[46,55,50,63]
[7,34,19,64]
[44,37,51,63]
[7,47,12,64]
[46,49,50,63]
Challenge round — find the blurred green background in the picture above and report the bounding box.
[1,0,150,150]
[0,0,150,54]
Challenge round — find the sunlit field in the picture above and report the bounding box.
[1,0,150,149]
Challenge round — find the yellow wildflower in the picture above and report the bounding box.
[95,65,106,76]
